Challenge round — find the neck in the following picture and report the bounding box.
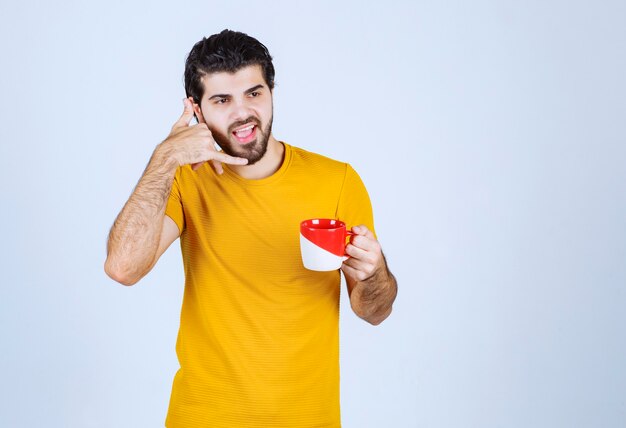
[228,135,284,179]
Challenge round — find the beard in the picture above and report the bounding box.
[210,113,274,166]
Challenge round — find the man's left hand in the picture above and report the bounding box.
[341,225,387,282]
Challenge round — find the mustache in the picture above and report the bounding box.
[228,116,260,133]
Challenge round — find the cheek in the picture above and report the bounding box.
[212,124,231,138]
[257,102,273,122]
[202,104,226,124]
[204,114,230,133]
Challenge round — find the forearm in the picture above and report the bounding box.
[350,266,398,325]
[105,143,178,284]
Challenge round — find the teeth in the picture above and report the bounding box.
[235,124,254,133]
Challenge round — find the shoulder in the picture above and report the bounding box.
[287,144,351,175]
[171,163,194,186]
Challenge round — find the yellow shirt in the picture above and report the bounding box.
[164,142,375,428]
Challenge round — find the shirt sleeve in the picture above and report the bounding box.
[165,166,185,234]
[335,163,376,239]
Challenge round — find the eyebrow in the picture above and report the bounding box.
[208,84,265,101]
[245,84,265,94]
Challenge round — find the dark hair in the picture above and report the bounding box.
[184,29,275,106]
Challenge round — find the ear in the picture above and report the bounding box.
[190,97,206,124]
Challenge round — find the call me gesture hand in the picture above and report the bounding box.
[161,98,248,174]
[341,225,398,325]
[105,98,248,285]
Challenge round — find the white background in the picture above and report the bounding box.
[1,1,625,427]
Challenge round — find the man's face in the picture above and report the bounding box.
[195,64,273,165]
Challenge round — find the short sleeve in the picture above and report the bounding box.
[165,166,185,234]
[335,164,376,238]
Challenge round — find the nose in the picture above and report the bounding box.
[230,98,255,123]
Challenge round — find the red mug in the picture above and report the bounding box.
[300,218,354,271]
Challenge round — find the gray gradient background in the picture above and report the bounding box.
[1,1,625,427]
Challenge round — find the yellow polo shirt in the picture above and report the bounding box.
[164,142,375,427]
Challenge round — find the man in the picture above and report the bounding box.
[105,29,397,428]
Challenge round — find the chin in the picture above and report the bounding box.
[232,137,268,165]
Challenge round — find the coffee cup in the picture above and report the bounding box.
[300,218,354,271]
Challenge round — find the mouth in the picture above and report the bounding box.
[231,123,258,144]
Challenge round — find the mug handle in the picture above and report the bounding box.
[342,230,356,260]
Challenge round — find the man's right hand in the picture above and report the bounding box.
[160,98,248,174]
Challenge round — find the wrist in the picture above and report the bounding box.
[153,141,180,172]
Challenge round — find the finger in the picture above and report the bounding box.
[342,257,377,281]
[214,152,249,165]
[341,262,360,279]
[345,243,377,264]
[172,98,195,129]
[349,234,381,253]
[352,225,374,239]
[345,243,367,260]
[191,161,204,171]
[211,159,224,175]
[351,225,365,235]
[342,255,367,271]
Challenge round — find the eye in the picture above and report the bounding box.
[249,91,260,97]
[216,98,228,104]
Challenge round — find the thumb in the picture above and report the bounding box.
[173,97,195,129]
